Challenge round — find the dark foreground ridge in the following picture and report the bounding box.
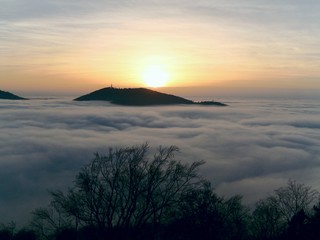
[0,90,27,100]
[74,87,227,106]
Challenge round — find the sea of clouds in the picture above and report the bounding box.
[1,97,320,225]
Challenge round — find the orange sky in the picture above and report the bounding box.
[1,1,320,96]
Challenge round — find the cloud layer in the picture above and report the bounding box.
[0,98,320,225]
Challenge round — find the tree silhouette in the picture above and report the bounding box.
[166,182,249,240]
[252,198,285,240]
[269,180,318,223]
[0,222,15,240]
[32,143,205,240]
[12,229,37,240]
[286,209,308,240]
[251,180,319,240]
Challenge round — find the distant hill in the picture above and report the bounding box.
[74,87,226,106]
[0,90,27,100]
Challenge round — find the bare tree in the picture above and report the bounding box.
[251,180,319,240]
[219,195,250,240]
[252,198,285,240]
[270,180,319,222]
[0,222,15,240]
[33,143,204,239]
[31,199,74,240]
[165,182,250,240]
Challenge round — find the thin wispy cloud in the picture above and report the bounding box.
[1,0,320,92]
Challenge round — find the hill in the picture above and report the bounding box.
[0,90,27,100]
[74,87,226,106]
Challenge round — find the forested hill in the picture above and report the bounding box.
[74,87,226,106]
[0,90,26,100]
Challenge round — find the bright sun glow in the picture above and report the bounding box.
[142,65,170,88]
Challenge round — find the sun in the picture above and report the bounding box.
[142,65,170,88]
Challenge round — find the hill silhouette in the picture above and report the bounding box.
[74,87,226,106]
[0,90,27,100]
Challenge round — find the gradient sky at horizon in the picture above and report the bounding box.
[1,0,320,95]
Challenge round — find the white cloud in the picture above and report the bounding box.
[0,98,319,225]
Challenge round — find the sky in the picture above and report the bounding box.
[1,98,320,225]
[1,0,320,96]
